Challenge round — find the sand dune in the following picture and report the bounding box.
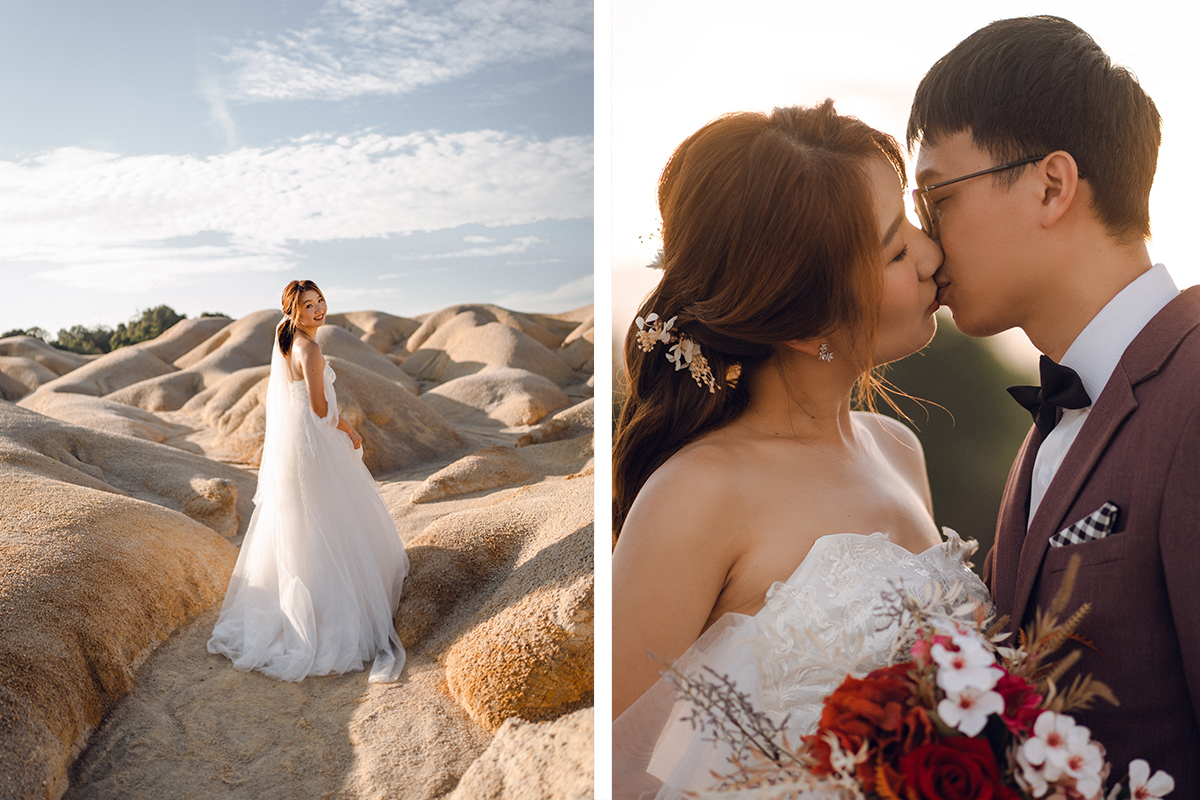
[403,309,581,385]
[0,304,594,800]
[0,337,92,380]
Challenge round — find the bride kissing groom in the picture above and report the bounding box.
[613,15,1200,800]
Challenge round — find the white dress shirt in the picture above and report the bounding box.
[1027,263,1180,525]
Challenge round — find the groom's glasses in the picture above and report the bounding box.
[912,154,1047,239]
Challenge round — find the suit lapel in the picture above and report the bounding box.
[1008,373,1139,628]
[1004,287,1200,629]
[993,427,1041,622]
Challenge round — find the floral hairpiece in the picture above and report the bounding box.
[635,312,719,393]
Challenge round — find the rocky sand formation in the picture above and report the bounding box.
[0,303,595,800]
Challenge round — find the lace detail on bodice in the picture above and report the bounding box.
[749,532,989,735]
[614,529,992,800]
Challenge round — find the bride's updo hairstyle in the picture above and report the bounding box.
[278,279,325,355]
[613,101,906,537]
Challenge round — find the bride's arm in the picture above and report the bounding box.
[612,453,740,718]
[337,417,363,449]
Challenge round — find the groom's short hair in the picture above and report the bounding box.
[907,15,1161,243]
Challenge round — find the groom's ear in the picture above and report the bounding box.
[1036,150,1080,229]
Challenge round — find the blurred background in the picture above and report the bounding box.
[610,1,1200,568]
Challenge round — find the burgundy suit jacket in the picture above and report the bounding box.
[986,286,1200,794]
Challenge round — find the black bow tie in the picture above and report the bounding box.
[1007,355,1092,435]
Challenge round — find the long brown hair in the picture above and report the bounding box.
[279,279,324,355]
[613,101,906,538]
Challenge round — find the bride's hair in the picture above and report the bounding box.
[279,279,325,355]
[613,100,906,538]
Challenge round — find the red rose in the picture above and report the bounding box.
[994,673,1043,735]
[804,663,922,791]
[814,663,913,741]
[899,738,1021,800]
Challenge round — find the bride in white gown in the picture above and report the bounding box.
[208,280,409,683]
[612,103,988,798]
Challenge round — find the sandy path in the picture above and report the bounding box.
[65,608,492,800]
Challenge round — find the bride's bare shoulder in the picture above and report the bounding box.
[291,335,323,361]
[854,411,932,498]
[621,435,745,549]
[855,411,922,451]
[649,434,744,497]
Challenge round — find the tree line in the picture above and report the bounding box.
[2,306,229,355]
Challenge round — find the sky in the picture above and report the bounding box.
[610,0,1200,373]
[1,0,593,337]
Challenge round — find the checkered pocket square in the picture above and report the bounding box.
[1049,502,1121,548]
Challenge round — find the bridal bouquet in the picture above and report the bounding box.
[666,558,1174,800]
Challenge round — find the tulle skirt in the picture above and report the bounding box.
[208,374,408,682]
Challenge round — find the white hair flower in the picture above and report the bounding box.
[633,311,718,392]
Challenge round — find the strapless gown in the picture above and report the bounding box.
[613,530,992,799]
[208,356,409,682]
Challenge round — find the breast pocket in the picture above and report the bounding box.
[1043,529,1128,574]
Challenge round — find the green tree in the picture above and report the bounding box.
[53,324,113,355]
[109,305,186,350]
[1,327,48,341]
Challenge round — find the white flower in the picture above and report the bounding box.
[937,685,1004,736]
[1015,743,1051,798]
[941,617,993,652]
[666,336,698,371]
[1060,725,1106,799]
[1021,711,1079,783]
[634,312,658,330]
[932,640,1002,693]
[1128,759,1175,799]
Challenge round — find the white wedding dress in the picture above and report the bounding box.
[613,530,992,800]
[207,338,409,683]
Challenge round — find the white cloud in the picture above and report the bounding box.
[0,130,592,291]
[415,235,547,260]
[199,75,238,150]
[502,257,563,266]
[26,245,294,293]
[489,272,592,312]
[218,0,592,102]
[319,284,409,305]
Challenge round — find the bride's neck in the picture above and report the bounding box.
[735,353,861,444]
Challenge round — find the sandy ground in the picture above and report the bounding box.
[65,608,493,800]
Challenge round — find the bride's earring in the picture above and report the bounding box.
[818,343,834,362]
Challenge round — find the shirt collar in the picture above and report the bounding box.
[1059,263,1179,403]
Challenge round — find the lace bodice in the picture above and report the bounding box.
[615,530,992,799]
[752,531,989,733]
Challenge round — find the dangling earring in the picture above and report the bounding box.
[818,343,834,362]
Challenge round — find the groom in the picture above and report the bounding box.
[908,15,1200,795]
